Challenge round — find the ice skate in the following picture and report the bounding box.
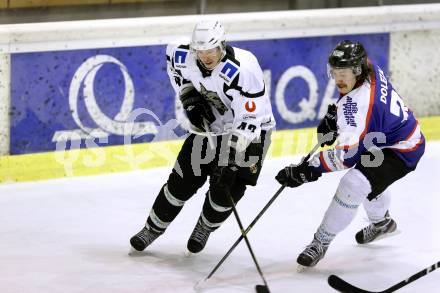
[187,217,213,253]
[355,211,397,244]
[297,237,329,268]
[130,226,162,251]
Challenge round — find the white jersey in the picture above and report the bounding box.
[166,44,275,150]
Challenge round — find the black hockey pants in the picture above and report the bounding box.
[146,131,270,233]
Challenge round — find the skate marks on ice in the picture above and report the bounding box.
[124,243,331,292]
[127,246,277,292]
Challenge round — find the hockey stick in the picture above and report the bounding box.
[203,119,215,150]
[328,260,440,293]
[202,141,321,282]
[204,184,286,282]
[227,194,270,293]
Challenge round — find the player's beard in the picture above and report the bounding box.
[336,83,348,94]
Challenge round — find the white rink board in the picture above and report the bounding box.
[0,53,9,155]
[0,141,439,292]
[0,4,440,53]
[389,29,440,117]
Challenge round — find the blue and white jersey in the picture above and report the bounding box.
[310,63,425,173]
[166,43,275,151]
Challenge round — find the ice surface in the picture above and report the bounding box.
[1,142,439,292]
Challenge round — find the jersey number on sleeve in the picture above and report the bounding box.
[390,89,409,122]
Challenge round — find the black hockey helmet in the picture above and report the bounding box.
[328,40,370,80]
[328,40,367,68]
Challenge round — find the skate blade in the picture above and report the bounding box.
[297,264,310,273]
[128,247,143,256]
[183,250,194,257]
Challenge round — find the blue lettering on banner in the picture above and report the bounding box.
[174,50,187,64]
[221,62,238,79]
[10,33,389,155]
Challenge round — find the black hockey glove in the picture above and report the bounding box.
[180,86,215,131]
[214,163,239,191]
[214,146,239,194]
[317,104,338,147]
[275,160,322,188]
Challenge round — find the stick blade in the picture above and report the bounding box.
[255,284,270,293]
[193,278,207,291]
[328,275,375,293]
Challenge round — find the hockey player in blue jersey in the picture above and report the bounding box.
[276,40,425,267]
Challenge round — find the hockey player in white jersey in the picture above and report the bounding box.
[130,20,275,253]
[276,40,425,267]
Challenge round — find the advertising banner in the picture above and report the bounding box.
[10,33,389,155]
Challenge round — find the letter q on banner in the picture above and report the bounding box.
[275,65,318,124]
[52,55,157,142]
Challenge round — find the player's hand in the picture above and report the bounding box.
[317,104,338,147]
[180,86,215,131]
[275,160,321,188]
[214,163,239,192]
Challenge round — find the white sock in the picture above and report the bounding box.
[315,169,372,244]
[362,189,391,224]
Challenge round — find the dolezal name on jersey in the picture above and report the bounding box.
[377,67,388,104]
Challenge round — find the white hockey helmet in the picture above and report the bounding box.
[190,20,226,52]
